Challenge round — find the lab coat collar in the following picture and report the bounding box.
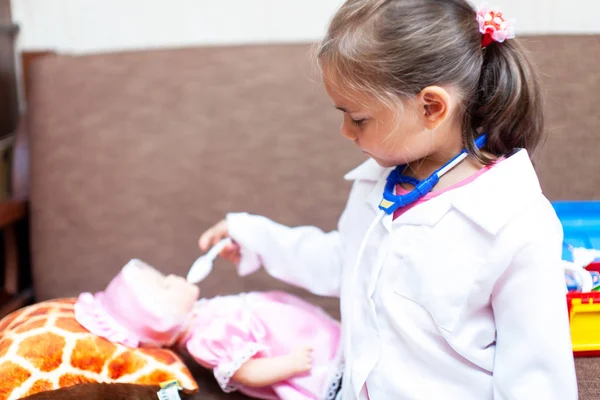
[344,149,542,235]
[449,149,542,235]
[344,158,394,231]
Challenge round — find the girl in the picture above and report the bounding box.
[200,1,578,399]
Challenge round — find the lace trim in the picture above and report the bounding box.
[213,342,265,393]
[324,362,344,400]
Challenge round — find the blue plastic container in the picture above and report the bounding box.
[552,201,600,261]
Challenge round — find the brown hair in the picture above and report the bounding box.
[317,0,544,163]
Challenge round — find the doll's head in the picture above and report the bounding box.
[126,259,199,320]
[74,259,200,348]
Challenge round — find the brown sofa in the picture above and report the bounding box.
[19,35,600,398]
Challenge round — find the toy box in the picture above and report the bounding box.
[553,201,600,356]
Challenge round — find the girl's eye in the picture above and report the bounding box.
[352,118,366,126]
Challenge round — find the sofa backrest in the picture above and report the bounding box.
[27,44,360,308]
[26,37,600,304]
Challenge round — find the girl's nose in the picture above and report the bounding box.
[340,122,356,141]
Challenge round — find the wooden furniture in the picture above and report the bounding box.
[0,0,19,138]
[0,0,30,318]
[0,120,31,318]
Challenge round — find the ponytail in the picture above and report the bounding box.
[467,39,544,163]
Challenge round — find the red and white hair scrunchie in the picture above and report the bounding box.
[476,4,515,48]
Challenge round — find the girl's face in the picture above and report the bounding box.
[323,73,460,169]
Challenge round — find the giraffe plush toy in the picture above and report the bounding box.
[0,298,198,400]
[1,258,343,400]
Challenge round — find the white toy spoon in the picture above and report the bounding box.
[186,238,233,283]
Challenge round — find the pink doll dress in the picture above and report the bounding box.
[184,291,343,400]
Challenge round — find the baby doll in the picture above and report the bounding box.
[74,259,343,400]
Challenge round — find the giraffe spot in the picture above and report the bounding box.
[0,338,13,358]
[54,298,77,305]
[71,336,117,374]
[56,317,88,333]
[24,379,54,397]
[13,318,47,334]
[18,332,65,372]
[55,299,75,313]
[58,374,97,388]
[0,361,32,399]
[9,319,27,330]
[180,367,197,387]
[0,309,24,332]
[139,348,178,365]
[25,306,54,318]
[108,351,148,380]
[136,370,175,385]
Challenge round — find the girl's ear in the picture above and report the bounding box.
[418,86,452,131]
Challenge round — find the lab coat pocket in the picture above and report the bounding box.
[388,228,484,333]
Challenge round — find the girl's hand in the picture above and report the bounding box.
[198,219,241,264]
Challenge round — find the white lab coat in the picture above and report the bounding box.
[227,149,578,400]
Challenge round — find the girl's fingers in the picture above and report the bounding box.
[219,241,241,264]
[198,228,220,251]
[198,220,228,251]
[221,245,240,260]
[198,220,238,263]
[198,232,213,251]
[219,248,234,259]
[224,243,239,252]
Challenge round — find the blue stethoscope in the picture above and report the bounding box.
[378,133,488,215]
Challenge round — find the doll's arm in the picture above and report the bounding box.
[187,332,314,392]
[227,213,344,297]
[232,347,312,388]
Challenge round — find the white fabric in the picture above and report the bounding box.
[227,149,578,400]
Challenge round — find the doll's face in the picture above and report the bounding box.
[124,260,200,320]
